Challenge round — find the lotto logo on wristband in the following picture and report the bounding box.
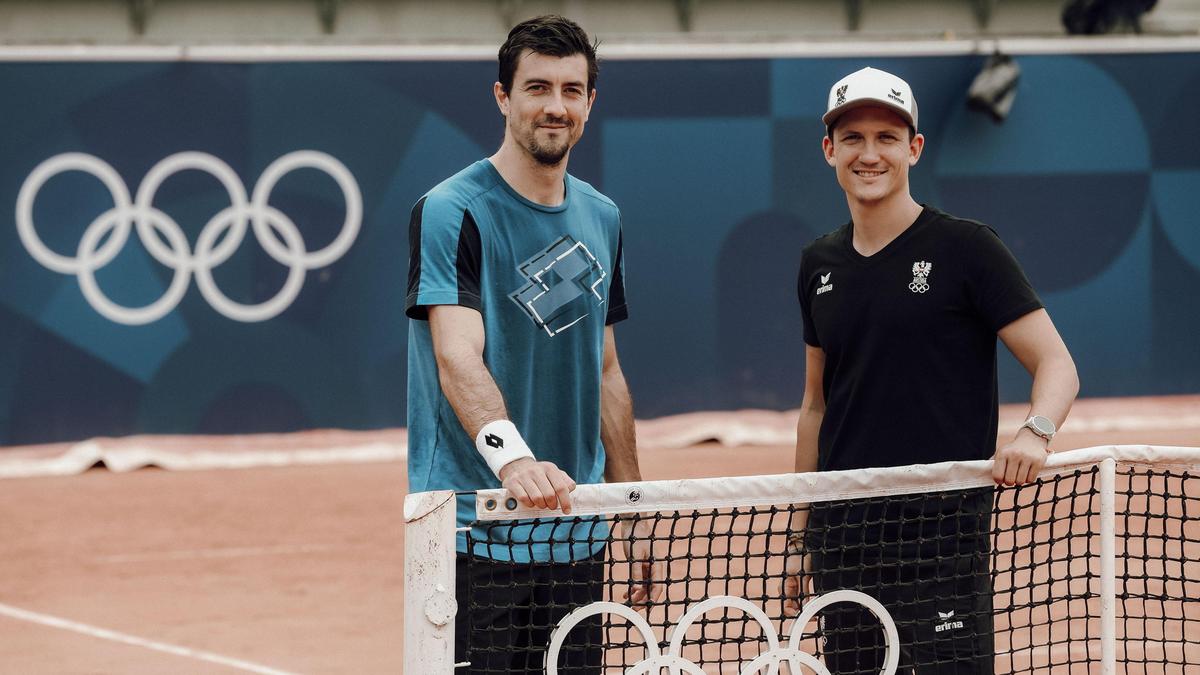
[476,420,534,479]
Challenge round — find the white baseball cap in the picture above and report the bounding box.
[823,67,919,131]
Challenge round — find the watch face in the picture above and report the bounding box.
[1029,416,1055,436]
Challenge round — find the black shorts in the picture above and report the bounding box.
[806,489,995,674]
[810,550,995,674]
[454,549,606,675]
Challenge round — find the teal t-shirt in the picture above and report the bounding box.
[405,159,627,563]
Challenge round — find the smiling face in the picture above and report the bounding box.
[495,50,595,167]
[823,105,924,208]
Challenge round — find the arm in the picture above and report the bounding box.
[428,304,576,512]
[993,308,1079,485]
[597,326,663,606]
[794,345,826,476]
[783,345,826,615]
[600,325,641,484]
[428,305,506,436]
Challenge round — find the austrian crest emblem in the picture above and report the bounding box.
[909,260,932,293]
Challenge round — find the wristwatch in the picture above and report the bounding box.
[1022,415,1057,442]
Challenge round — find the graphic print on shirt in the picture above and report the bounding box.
[909,260,933,293]
[510,234,607,336]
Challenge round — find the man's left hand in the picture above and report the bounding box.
[992,434,1050,486]
[615,516,664,608]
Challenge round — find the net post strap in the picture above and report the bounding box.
[473,444,1200,520]
[403,490,457,675]
[1100,457,1117,675]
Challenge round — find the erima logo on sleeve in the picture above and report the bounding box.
[510,235,607,336]
[816,272,834,296]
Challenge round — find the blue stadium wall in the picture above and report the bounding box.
[1,53,1196,445]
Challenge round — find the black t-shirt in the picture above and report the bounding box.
[798,205,1042,473]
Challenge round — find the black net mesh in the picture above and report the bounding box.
[458,464,1199,674]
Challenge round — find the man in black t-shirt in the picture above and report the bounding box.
[782,67,1079,673]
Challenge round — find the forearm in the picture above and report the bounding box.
[792,346,827,533]
[436,345,509,440]
[791,407,823,534]
[600,363,663,603]
[600,364,641,484]
[794,408,822,474]
[1014,353,1079,445]
[997,309,1079,447]
[1003,348,1080,454]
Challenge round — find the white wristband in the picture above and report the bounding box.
[475,420,535,479]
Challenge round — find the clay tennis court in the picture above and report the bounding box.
[1,396,1198,673]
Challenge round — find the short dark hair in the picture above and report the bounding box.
[498,15,599,94]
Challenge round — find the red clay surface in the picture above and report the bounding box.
[1,397,1198,673]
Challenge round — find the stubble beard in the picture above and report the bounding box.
[529,138,570,166]
[522,119,574,167]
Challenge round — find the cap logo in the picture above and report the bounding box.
[835,85,848,106]
[888,88,906,106]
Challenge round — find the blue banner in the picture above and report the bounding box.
[2,53,1197,445]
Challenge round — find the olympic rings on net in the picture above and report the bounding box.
[545,591,900,675]
[15,150,362,325]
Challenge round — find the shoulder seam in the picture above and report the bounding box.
[802,226,845,254]
[425,165,506,212]
[928,207,991,233]
[568,175,619,210]
[574,187,620,213]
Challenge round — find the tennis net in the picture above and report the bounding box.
[404,445,1200,674]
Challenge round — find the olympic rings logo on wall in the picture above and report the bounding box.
[546,592,900,675]
[15,151,362,325]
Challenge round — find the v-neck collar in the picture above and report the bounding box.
[841,205,933,264]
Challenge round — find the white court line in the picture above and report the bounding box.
[95,543,341,564]
[0,602,299,675]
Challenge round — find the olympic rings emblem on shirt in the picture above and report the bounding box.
[15,151,361,325]
[545,591,900,675]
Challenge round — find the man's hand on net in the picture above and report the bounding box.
[992,434,1049,486]
[499,458,577,514]
[616,516,664,608]
[781,535,810,617]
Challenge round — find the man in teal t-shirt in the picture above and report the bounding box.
[405,15,660,674]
